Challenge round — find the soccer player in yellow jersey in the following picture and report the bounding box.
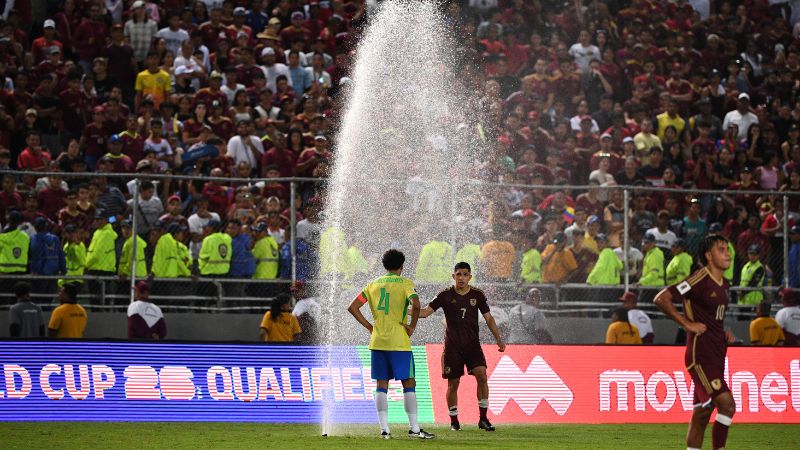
[348,249,435,440]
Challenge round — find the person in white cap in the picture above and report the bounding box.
[722,92,758,140]
[32,19,63,64]
[259,46,292,93]
[124,0,157,63]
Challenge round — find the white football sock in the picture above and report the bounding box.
[375,390,389,433]
[404,390,419,433]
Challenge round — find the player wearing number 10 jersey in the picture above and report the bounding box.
[347,249,434,440]
[654,234,736,450]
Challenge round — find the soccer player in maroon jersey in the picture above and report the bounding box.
[418,262,506,432]
[654,234,737,450]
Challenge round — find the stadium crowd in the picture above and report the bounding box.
[0,0,799,323]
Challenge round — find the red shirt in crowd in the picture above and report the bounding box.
[17,148,52,171]
[37,187,67,221]
[261,146,297,177]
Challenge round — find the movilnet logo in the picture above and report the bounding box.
[488,355,573,416]
[426,345,800,424]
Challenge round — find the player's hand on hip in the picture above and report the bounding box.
[497,340,506,352]
[405,324,415,337]
[725,329,736,343]
[685,322,707,335]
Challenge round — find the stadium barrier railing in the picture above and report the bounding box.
[1,169,796,314]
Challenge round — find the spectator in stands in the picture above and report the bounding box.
[722,93,758,140]
[749,301,785,346]
[259,292,301,342]
[619,291,654,344]
[541,232,577,285]
[127,281,167,340]
[480,229,515,282]
[48,283,87,338]
[605,307,642,345]
[776,288,800,346]
[9,282,45,338]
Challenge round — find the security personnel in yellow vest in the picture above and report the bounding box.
[60,224,86,288]
[85,210,118,304]
[175,225,192,277]
[198,219,231,275]
[252,222,279,279]
[118,220,147,279]
[0,211,30,274]
[248,222,279,297]
[638,233,665,305]
[152,222,182,298]
[0,211,30,298]
[740,244,767,307]
[197,219,231,303]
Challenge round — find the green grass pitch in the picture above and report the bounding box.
[2,423,798,449]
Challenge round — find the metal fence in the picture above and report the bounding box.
[0,169,796,316]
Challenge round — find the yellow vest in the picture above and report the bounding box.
[253,235,279,279]
[0,228,29,273]
[199,232,232,275]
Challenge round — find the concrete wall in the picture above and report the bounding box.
[0,312,754,345]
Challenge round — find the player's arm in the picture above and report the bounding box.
[653,287,706,335]
[406,294,420,336]
[347,292,373,334]
[483,312,506,352]
[418,305,435,318]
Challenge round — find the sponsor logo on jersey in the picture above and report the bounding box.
[470,299,476,306]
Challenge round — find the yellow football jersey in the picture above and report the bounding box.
[357,273,418,351]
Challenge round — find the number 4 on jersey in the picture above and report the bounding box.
[377,288,390,315]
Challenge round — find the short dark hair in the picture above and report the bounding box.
[454,261,472,273]
[382,249,405,271]
[698,234,729,265]
[14,281,30,298]
[141,180,155,191]
[61,283,79,302]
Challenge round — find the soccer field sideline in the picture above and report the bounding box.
[2,423,798,449]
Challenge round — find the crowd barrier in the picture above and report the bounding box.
[0,341,797,424]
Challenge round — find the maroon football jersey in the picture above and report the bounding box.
[428,286,490,349]
[667,267,729,367]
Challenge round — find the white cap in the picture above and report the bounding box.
[43,19,55,29]
[738,92,750,101]
[622,136,634,144]
[132,0,145,8]
[261,47,275,56]
[600,133,612,140]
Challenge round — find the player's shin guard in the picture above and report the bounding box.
[403,388,420,433]
[712,414,732,449]
[375,388,390,434]
[479,399,489,421]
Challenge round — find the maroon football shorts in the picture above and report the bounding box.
[441,344,487,379]
[688,361,730,407]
